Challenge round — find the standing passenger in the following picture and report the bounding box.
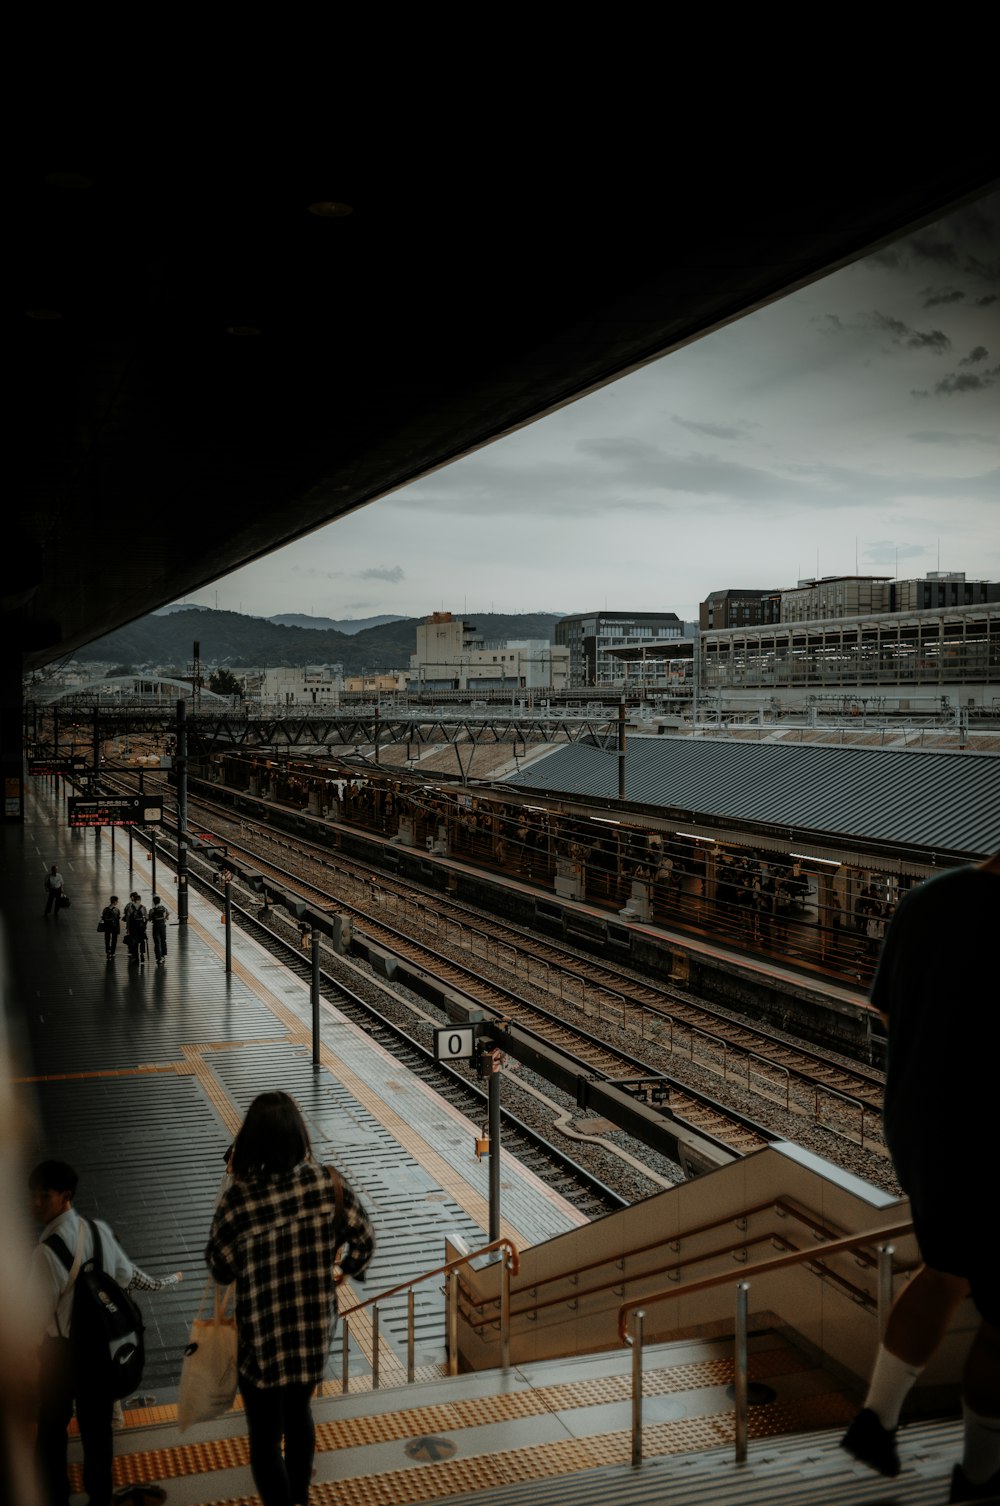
[28,1159,183,1506]
[206,1091,375,1506]
[841,853,1000,1501]
[101,895,121,959]
[149,895,169,963]
[125,895,148,965]
[44,865,64,916]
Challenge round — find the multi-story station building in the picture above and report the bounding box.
[555,610,684,689]
[698,572,999,718]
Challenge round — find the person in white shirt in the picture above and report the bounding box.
[28,1160,181,1506]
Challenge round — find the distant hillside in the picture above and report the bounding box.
[74,608,564,674]
[267,613,409,634]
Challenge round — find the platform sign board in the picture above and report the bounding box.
[434,1025,475,1061]
[29,757,88,776]
[68,796,162,828]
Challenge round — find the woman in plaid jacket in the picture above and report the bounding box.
[207,1091,375,1506]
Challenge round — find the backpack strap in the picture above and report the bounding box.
[45,1231,74,1270]
[44,1219,87,1337]
[88,1219,104,1272]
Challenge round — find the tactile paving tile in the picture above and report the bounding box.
[80,1347,837,1498]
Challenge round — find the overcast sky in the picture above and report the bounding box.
[175,190,999,626]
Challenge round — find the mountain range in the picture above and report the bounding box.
[156,606,409,635]
[73,607,566,676]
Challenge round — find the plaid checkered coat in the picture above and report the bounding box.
[206,1160,375,1387]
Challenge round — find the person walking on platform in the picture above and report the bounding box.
[206,1091,375,1506]
[149,894,169,963]
[841,852,1000,1502]
[101,895,121,958]
[124,893,148,964]
[43,864,64,916]
[27,1159,183,1506]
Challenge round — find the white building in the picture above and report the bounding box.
[409,613,569,692]
[260,665,343,707]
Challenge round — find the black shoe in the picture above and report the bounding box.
[950,1462,1000,1502]
[841,1407,900,1477]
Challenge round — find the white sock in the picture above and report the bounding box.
[863,1346,924,1428]
[961,1401,1000,1485]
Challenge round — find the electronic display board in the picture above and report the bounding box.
[67,796,163,828]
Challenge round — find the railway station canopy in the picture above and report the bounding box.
[10,108,998,678]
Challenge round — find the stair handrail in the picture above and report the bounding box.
[337,1236,519,1389]
[618,1216,913,1468]
[461,1197,909,1331]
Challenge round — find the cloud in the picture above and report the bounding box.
[921,287,965,308]
[867,312,951,353]
[819,309,951,354]
[958,346,990,366]
[863,538,928,563]
[878,201,1000,280]
[671,415,746,440]
[934,365,1000,395]
[907,429,1000,447]
[359,565,405,583]
[976,294,998,307]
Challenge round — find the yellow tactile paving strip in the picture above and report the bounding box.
[187,1394,857,1506]
[74,1348,828,1497]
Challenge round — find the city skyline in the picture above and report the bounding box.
[173,190,999,626]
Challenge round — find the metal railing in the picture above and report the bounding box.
[337,1236,519,1390]
[618,1217,912,1467]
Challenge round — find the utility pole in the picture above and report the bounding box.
[618,698,626,801]
[176,699,189,926]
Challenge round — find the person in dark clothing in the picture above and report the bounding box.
[206,1091,375,1506]
[841,854,1000,1501]
[149,895,169,963]
[124,894,148,964]
[101,895,121,958]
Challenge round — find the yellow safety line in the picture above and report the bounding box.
[85,1371,853,1504]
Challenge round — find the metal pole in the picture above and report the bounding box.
[176,700,189,925]
[224,877,232,974]
[447,1270,458,1375]
[488,1057,501,1244]
[341,1317,350,1394]
[734,1280,749,1463]
[618,699,626,800]
[500,1252,511,1371]
[407,1290,415,1383]
[631,1310,644,1468]
[150,831,157,896]
[311,925,321,1064]
[372,1306,380,1390]
[877,1245,895,1341]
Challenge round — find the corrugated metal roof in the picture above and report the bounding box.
[502,738,1000,858]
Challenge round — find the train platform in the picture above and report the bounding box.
[2,779,971,1506]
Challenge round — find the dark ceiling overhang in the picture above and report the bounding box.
[14,132,998,675]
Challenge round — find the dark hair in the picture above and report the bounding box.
[230,1091,312,1179]
[110,895,118,904]
[29,1159,78,1196]
[152,895,160,904]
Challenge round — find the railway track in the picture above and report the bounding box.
[114,776,891,1175]
[121,777,879,1150]
[168,781,888,1149]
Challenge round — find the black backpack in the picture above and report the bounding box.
[45,1219,146,1400]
